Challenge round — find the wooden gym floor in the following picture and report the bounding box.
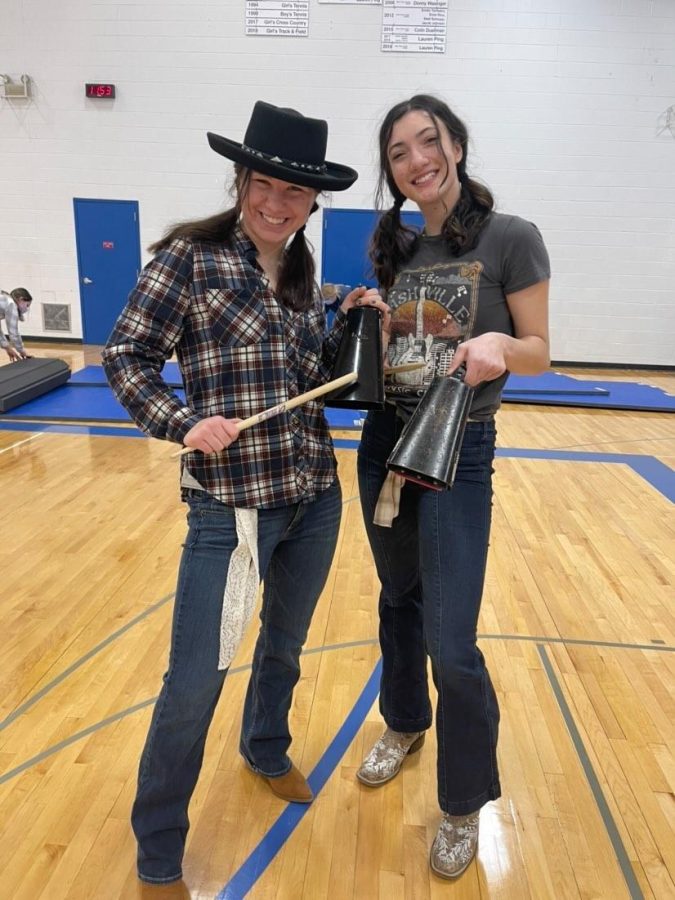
[0,344,673,900]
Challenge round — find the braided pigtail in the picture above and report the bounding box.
[276,201,319,312]
[369,191,418,291]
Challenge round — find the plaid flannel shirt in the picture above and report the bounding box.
[102,226,347,509]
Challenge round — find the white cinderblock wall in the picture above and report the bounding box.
[1,0,674,365]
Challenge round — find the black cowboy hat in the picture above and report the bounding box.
[207,101,357,192]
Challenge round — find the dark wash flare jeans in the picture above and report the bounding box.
[357,406,501,816]
[131,480,342,884]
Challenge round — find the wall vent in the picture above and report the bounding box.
[42,303,72,332]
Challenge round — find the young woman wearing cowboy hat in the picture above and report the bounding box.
[103,100,390,886]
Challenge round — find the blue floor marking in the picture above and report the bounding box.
[0,421,145,438]
[3,635,673,888]
[216,658,382,900]
[336,441,674,503]
[1,426,672,505]
[494,448,675,503]
[618,455,675,504]
[3,633,671,787]
[1,419,672,893]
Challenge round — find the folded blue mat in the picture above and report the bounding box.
[505,372,609,396]
[505,381,674,412]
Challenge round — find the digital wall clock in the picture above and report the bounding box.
[85,83,116,98]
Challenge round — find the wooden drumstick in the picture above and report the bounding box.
[384,361,426,375]
[173,370,358,458]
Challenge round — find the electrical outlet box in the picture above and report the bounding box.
[1,76,31,99]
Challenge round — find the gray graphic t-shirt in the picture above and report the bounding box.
[385,212,550,421]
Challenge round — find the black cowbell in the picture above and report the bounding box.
[325,306,384,410]
[386,370,474,490]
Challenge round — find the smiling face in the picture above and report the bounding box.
[239,170,318,255]
[386,110,463,228]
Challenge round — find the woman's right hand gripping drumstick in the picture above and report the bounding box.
[182,416,242,455]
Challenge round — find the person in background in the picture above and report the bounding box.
[356,94,550,879]
[321,283,353,329]
[102,100,389,886]
[0,287,33,361]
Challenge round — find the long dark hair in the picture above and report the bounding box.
[370,94,494,290]
[149,166,320,312]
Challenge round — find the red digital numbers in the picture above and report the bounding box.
[85,83,116,99]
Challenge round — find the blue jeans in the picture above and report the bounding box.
[357,406,501,816]
[131,480,342,884]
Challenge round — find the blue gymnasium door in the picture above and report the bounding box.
[321,208,424,287]
[74,198,142,345]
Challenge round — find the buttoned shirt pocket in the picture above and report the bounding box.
[292,307,326,387]
[299,307,325,351]
[205,287,268,348]
[294,306,325,366]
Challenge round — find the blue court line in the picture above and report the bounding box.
[494,448,675,504]
[0,433,670,742]
[2,424,672,504]
[335,440,674,504]
[216,658,382,900]
[2,633,672,786]
[614,456,675,504]
[1,426,671,893]
[0,421,145,438]
[0,637,669,893]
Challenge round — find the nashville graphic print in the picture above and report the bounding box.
[385,259,483,399]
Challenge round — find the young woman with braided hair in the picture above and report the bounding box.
[355,94,551,879]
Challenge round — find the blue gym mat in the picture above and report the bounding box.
[0,382,369,426]
[69,363,184,388]
[0,384,185,422]
[505,380,675,412]
[1,368,672,423]
[68,366,610,396]
[505,373,609,396]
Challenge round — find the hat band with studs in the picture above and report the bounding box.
[241,143,328,174]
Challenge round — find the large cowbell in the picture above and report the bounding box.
[325,306,385,410]
[386,371,474,490]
